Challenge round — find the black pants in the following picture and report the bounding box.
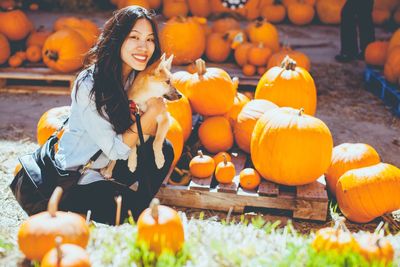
[340,0,375,56]
[60,137,174,225]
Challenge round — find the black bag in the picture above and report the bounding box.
[9,119,101,215]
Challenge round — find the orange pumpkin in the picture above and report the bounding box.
[0,10,33,41]
[205,32,231,63]
[365,41,389,66]
[185,59,236,116]
[388,29,400,54]
[167,94,192,142]
[148,0,162,9]
[26,45,42,63]
[383,46,400,84]
[213,152,232,166]
[372,8,391,25]
[37,106,70,146]
[336,163,400,223]
[0,33,10,65]
[247,18,280,52]
[356,233,394,265]
[163,0,189,18]
[257,66,267,76]
[287,3,315,26]
[166,117,184,167]
[215,154,236,184]
[26,26,52,48]
[234,43,253,66]
[54,17,82,31]
[239,168,261,190]
[211,17,241,33]
[255,56,317,115]
[70,26,98,48]
[267,45,311,71]
[261,4,286,24]
[224,91,250,127]
[189,150,215,178]
[242,64,256,76]
[234,99,278,153]
[198,116,234,153]
[325,143,380,197]
[8,55,23,67]
[137,198,184,255]
[171,71,191,97]
[248,43,272,66]
[117,0,150,9]
[188,0,210,17]
[18,187,89,261]
[40,237,91,267]
[251,107,333,186]
[160,17,206,65]
[15,51,26,61]
[316,0,346,25]
[42,28,88,73]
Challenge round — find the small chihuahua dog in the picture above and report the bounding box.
[101,53,181,179]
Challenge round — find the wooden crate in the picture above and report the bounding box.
[0,67,75,95]
[156,152,329,222]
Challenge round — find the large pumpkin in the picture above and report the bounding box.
[171,71,191,97]
[325,143,381,196]
[246,18,280,52]
[18,187,89,261]
[287,3,315,26]
[383,46,400,84]
[251,107,333,186]
[234,99,278,153]
[198,116,234,153]
[166,117,184,167]
[0,33,10,65]
[316,0,346,25]
[37,106,70,146]
[365,41,389,66]
[42,28,88,73]
[185,59,236,116]
[255,56,317,115]
[0,9,33,41]
[224,90,250,128]
[267,46,311,71]
[336,163,400,223]
[388,29,400,54]
[167,94,192,142]
[160,17,206,65]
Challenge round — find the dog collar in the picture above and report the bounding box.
[129,100,139,114]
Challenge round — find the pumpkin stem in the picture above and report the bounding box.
[281,55,297,71]
[115,195,122,226]
[298,108,304,116]
[45,50,59,62]
[232,77,239,92]
[195,58,206,76]
[150,198,160,222]
[48,186,63,217]
[55,236,63,265]
[222,154,228,165]
[174,167,185,177]
[176,16,186,23]
[197,150,204,158]
[255,17,265,28]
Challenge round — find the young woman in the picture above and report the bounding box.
[54,6,174,224]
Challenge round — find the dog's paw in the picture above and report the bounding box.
[154,153,165,169]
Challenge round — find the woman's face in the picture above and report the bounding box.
[121,18,155,71]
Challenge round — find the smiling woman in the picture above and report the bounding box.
[11,6,174,225]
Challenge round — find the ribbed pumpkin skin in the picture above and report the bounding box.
[42,29,88,73]
[166,117,184,167]
[336,163,400,223]
[0,10,33,41]
[167,94,192,141]
[224,92,250,127]
[312,227,359,253]
[255,62,317,115]
[160,17,206,65]
[41,244,91,267]
[325,143,380,196]
[37,106,70,145]
[0,33,10,65]
[251,107,333,186]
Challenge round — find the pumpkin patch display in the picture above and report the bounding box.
[18,187,89,261]
[189,150,215,178]
[137,198,184,255]
[336,162,400,223]
[185,59,236,116]
[251,107,333,186]
[239,168,261,190]
[37,106,70,146]
[255,56,317,115]
[215,154,236,184]
[198,116,234,153]
[325,143,380,197]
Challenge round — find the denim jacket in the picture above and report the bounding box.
[55,66,135,171]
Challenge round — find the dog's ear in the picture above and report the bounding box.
[165,54,174,69]
[160,53,166,62]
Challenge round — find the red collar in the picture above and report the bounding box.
[129,100,139,114]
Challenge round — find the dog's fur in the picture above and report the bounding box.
[101,54,181,179]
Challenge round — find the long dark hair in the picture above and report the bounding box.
[78,6,161,134]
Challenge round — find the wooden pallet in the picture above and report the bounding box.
[155,152,329,222]
[364,67,400,117]
[0,67,75,95]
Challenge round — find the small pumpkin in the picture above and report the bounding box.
[325,143,380,197]
[372,8,391,25]
[15,51,26,61]
[316,0,346,25]
[26,26,52,48]
[213,152,232,166]
[205,32,231,63]
[189,150,215,178]
[8,55,23,67]
[198,116,234,153]
[40,237,91,267]
[251,107,333,186]
[239,168,261,190]
[336,163,400,223]
[234,42,253,67]
[242,64,256,76]
[18,187,89,261]
[261,4,286,24]
[0,9,33,41]
[26,45,42,63]
[0,33,11,65]
[137,198,184,255]
[188,0,210,17]
[356,232,394,265]
[248,43,272,66]
[215,154,236,184]
[246,18,280,52]
[162,0,189,18]
[117,0,150,9]
[287,3,315,26]
[267,45,311,71]
[37,106,70,146]
[211,17,241,33]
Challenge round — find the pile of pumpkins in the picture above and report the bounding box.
[365,28,400,86]
[312,217,394,265]
[0,7,99,73]
[18,187,185,265]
